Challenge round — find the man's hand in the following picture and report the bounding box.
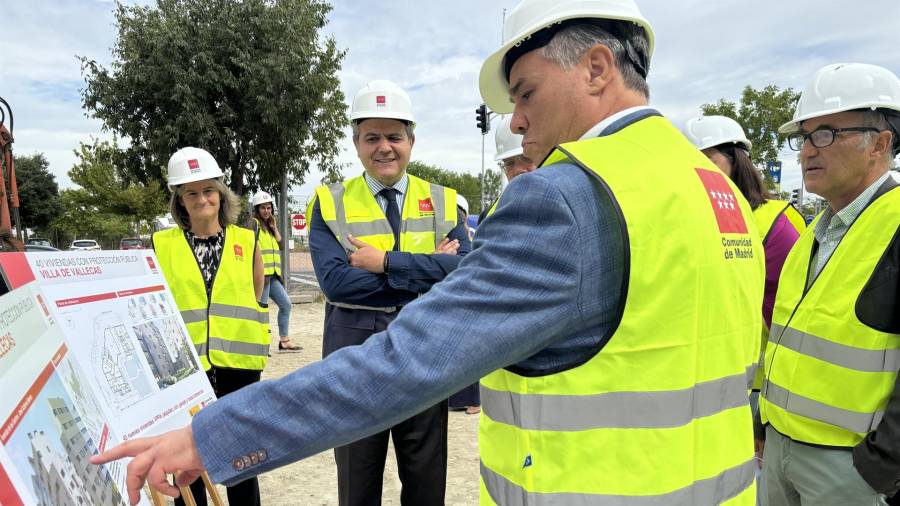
[348,234,386,273]
[90,425,204,505]
[754,438,765,468]
[434,237,460,255]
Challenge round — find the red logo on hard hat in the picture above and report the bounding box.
[696,168,748,234]
[376,95,386,107]
[418,198,434,213]
[188,159,200,173]
[234,244,244,259]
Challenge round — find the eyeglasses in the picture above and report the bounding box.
[787,127,881,151]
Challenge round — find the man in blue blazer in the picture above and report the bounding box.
[93,1,763,504]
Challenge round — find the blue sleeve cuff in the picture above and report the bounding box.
[386,251,411,291]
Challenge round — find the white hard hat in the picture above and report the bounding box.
[479,0,654,113]
[166,147,224,189]
[683,116,752,152]
[494,115,524,161]
[250,191,275,209]
[779,63,900,134]
[456,194,470,215]
[350,79,415,123]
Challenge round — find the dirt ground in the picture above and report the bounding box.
[186,301,481,505]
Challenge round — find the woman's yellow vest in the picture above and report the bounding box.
[479,115,765,505]
[760,186,900,447]
[749,200,806,390]
[254,219,282,278]
[152,225,269,371]
[309,174,457,255]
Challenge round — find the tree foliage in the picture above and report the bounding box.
[406,161,501,215]
[80,0,347,197]
[51,139,168,246]
[12,153,62,233]
[701,84,800,165]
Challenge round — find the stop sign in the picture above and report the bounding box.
[291,214,306,231]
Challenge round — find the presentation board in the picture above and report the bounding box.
[0,250,217,505]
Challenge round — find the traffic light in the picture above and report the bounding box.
[475,104,489,135]
[790,188,800,205]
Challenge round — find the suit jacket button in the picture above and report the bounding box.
[241,455,252,468]
[233,458,245,471]
[257,450,268,462]
[250,453,259,465]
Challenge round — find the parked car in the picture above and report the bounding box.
[25,244,60,252]
[69,239,101,251]
[25,237,54,248]
[119,237,144,250]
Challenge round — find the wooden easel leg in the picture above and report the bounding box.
[201,471,225,506]
[149,489,167,506]
[146,472,221,505]
[178,484,198,506]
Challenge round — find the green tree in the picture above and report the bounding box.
[406,161,497,214]
[80,0,347,197]
[12,153,63,235]
[701,84,800,166]
[52,139,168,247]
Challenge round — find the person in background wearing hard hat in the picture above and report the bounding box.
[90,2,764,504]
[152,147,268,506]
[683,115,804,454]
[480,114,537,222]
[248,191,300,352]
[305,79,469,506]
[758,63,900,506]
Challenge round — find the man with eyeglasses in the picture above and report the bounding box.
[479,114,538,221]
[758,63,900,506]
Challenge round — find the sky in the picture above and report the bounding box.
[3,0,900,210]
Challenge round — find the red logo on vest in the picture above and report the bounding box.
[695,168,748,234]
[418,198,434,213]
[187,159,200,173]
[233,244,244,258]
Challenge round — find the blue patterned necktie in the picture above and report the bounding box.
[379,188,401,251]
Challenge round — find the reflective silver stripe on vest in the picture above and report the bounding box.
[746,363,758,389]
[181,309,207,324]
[195,342,208,357]
[327,300,398,313]
[771,324,900,373]
[762,380,883,434]
[208,336,269,358]
[428,183,456,244]
[482,372,748,431]
[209,303,267,324]
[261,249,280,255]
[264,262,280,269]
[480,457,755,505]
[325,181,454,251]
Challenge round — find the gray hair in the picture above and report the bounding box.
[538,21,650,99]
[351,120,416,143]
[857,110,894,163]
[170,178,241,230]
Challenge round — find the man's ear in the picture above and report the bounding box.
[872,130,894,161]
[585,44,616,95]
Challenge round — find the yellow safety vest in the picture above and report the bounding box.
[760,186,900,447]
[153,225,269,371]
[754,200,805,244]
[254,218,282,278]
[309,174,457,255]
[750,200,806,390]
[479,114,765,505]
